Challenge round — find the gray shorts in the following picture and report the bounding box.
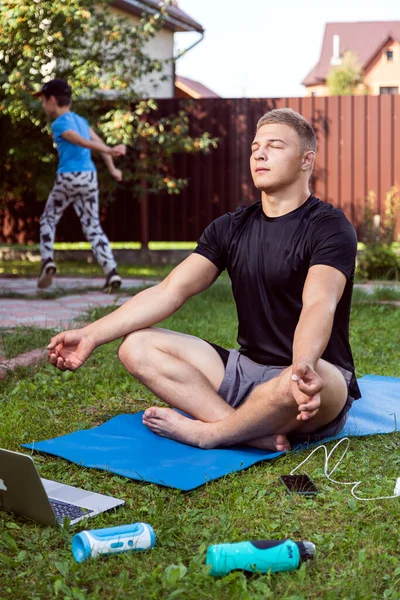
[212,347,355,446]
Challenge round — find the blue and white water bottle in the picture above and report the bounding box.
[72,522,155,563]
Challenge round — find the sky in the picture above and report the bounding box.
[174,0,400,98]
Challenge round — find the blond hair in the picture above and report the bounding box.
[257,108,317,154]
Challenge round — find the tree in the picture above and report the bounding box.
[0,0,217,208]
[326,51,366,96]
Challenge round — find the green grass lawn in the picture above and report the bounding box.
[0,327,57,359]
[0,242,197,251]
[1,283,400,599]
[0,260,173,280]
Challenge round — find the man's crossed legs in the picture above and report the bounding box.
[118,327,349,451]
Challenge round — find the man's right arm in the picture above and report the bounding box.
[86,253,219,345]
[48,254,220,370]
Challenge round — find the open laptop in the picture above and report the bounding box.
[0,448,125,526]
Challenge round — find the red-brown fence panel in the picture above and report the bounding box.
[1,96,400,244]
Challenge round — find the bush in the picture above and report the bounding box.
[356,186,400,281]
[356,244,400,281]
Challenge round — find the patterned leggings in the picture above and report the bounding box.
[40,171,117,274]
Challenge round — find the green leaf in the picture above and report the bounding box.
[54,579,63,597]
[55,561,69,578]
[16,550,27,562]
[2,533,18,552]
[163,564,187,586]
[348,498,357,511]
[297,562,307,584]
[5,523,21,530]
[167,589,187,599]
[358,549,366,562]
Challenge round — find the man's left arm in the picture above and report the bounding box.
[291,264,347,420]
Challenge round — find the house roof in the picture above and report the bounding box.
[302,21,400,86]
[175,75,220,98]
[111,0,204,33]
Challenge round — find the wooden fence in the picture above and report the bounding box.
[2,95,400,244]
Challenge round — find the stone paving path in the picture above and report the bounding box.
[0,277,399,330]
[0,276,155,297]
[0,276,158,377]
[0,277,155,329]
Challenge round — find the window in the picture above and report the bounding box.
[386,50,394,61]
[379,86,398,95]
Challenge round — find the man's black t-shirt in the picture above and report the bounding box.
[194,195,361,400]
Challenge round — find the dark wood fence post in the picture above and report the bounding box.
[139,184,149,249]
[139,128,149,249]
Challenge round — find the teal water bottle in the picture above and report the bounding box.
[206,539,316,576]
[72,522,155,563]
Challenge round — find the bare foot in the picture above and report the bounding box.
[246,433,291,452]
[142,407,209,448]
[142,407,292,452]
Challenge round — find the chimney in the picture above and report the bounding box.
[330,34,342,66]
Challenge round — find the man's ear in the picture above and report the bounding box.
[301,151,315,171]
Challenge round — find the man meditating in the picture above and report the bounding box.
[48,108,360,452]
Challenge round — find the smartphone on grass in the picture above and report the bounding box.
[280,474,319,496]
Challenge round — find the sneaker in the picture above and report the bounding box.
[37,259,57,289]
[103,269,122,292]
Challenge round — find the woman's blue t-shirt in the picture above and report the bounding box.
[51,112,96,173]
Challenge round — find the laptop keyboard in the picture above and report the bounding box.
[49,498,94,523]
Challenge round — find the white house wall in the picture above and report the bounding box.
[110,6,174,98]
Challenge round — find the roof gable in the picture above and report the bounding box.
[175,75,220,98]
[303,21,400,86]
[111,0,204,33]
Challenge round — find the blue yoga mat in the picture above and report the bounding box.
[23,375,400,491]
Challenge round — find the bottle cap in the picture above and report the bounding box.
[296,541,316,566]
[72,531,93,563]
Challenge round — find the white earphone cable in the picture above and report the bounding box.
[290,437,399,501]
